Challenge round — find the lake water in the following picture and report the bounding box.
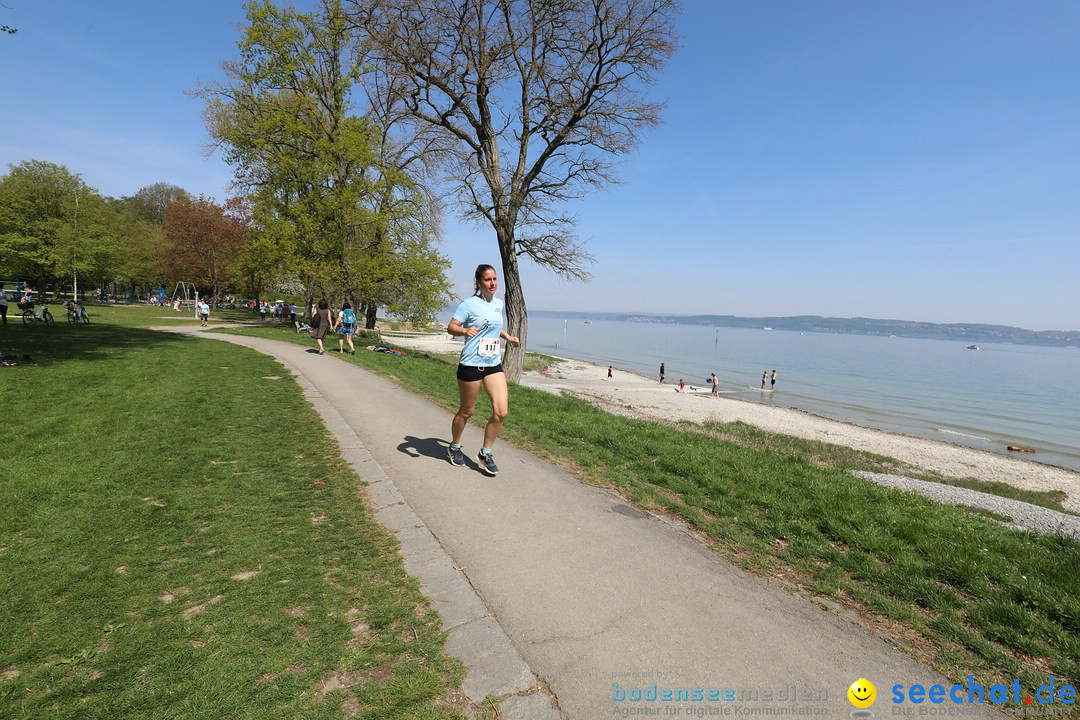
[517,312,1080,472]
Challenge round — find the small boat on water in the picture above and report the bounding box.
[967,344,979,350]
[762,326,773,331]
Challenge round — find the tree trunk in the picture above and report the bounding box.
[496,223,527,383]
[363,301,377,329]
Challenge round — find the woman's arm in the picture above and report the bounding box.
[447,318,478,338]
[500,329,520,347]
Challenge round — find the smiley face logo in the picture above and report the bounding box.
[848,678,876,708]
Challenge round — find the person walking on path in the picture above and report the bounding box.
[199,299,210,327]
[659,362,665,383]
[771,369,777,390]
[445,264,520,476]
[337,302,357,355]
[711,372,719,397]
[311,299,333,355]
[0,283,8,326]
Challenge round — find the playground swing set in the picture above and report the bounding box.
[170,281,202,319]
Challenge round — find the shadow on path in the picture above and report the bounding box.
[397,435,450,461]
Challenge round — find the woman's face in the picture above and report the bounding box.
[478,269,498,296]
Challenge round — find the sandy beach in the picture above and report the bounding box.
[383,333,1080,512]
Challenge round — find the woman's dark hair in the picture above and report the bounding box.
[318,299,328,310]
[474,264,496,295]
[342,302,351,310]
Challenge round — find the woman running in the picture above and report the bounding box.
[446,264,520,476]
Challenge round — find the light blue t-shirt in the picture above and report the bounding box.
[453,295,504,367]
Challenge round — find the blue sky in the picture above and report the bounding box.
[2,1,1078,330]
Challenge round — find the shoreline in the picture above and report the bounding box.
[383,333,1080,512]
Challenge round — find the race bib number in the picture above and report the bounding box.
[478,337,501,358]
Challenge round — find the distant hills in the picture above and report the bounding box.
[531,311,1080,348]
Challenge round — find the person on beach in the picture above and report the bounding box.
[678,379,685,393]
[762,371,768,389]
[659,363,665,383]
[311,299,333,354]
[607,365,613,379]
[446,264,520,476]
[711,372,719,396]
[771,369,777,389]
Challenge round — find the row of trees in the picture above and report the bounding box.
[0,155,450,326]
[202,0,678,378]
[0,162,251,303]
[3,0,678,361]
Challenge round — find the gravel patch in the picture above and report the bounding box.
[852,471,1080,541]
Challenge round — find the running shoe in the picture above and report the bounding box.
[447,444,465,467]
[477,450,498,476]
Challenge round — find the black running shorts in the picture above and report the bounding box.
[456,363,504,382]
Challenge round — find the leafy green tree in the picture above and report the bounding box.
[202,0,375,308]
[0,160,121,297]
[202,0,450,324]
[350,30,453,327]
[110,199,170,294]
[128,182,191,226]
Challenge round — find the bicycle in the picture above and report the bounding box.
[67,303,90,325]
[19,301,53,327]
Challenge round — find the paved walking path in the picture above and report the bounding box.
[167,329,991,719]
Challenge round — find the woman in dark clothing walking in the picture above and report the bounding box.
[312,299,334,355]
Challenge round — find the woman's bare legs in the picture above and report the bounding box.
[480,371,509,450]
[452,379,482,445]
[452,372,508,449]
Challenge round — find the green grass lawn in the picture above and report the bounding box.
[0,307,474,720]
[218,321,1080,707]
[4,304,1079,713]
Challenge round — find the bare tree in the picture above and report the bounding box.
[350,0,678,380]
